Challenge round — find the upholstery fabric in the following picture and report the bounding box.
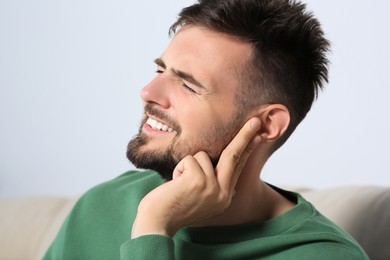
[0,186,389,260]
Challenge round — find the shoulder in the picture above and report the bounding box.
[50,170,164,239]
[68,170,164,217]
[83,170,164,199]
[268,185,370,259]
[290,196,369,259]
[44,171,163,259]
[280,240,370,260]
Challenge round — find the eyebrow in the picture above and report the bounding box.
[154,58,208,91]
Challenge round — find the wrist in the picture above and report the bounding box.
[131,211,178,239]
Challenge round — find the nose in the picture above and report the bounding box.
[140,75,170,108]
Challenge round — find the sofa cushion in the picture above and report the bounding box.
[300,186,390,260]
[0,196,77,260]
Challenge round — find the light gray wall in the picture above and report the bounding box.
[1,0,389,197]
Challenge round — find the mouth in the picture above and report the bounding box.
[145,117,175,133]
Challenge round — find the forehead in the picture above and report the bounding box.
[161,26,253,92]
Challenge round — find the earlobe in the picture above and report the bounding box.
[257,104,290,142]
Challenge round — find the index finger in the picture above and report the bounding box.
[216,117,262,191]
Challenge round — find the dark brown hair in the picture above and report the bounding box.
[170,0,330,153]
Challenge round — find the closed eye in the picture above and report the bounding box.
[182,83,196,94]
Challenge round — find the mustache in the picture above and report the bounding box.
[144,104,181,134]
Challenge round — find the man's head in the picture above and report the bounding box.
[127,0,330,179]
[170,0,330,153]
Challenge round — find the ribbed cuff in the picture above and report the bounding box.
[120,235,175,260]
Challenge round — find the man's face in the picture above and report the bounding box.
[127,26,253,180]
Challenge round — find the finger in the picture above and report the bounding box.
[193,151,215,179]
[228,134,262,191]
[216,117,261,190]
[172,155,205,180]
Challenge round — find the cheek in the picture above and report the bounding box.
[196,119,241,159]
[173,93,241,154]
[176,102,214,132]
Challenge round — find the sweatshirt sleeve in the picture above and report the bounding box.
[120,235,175,260]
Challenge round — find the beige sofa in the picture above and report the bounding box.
[1,186,389,260]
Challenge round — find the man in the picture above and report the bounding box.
[44,0,369,259]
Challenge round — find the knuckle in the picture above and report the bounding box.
[203,187,217,199]
[242,144,253,156]
[203,180,219,196]
[191,176,207,191]
[227,150,241,164]
[218,191,231,209]
[234,163,244,176]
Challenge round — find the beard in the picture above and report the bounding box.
[127,104,244,180]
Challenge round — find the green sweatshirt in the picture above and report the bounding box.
[44,170,369,259]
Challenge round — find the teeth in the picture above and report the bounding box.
[146,117,174,132]
[150,119,157,128]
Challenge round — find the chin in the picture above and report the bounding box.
[127,137,178,181]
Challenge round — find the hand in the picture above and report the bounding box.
[131,117,262,238]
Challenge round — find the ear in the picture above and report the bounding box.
[257,104,290,143]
